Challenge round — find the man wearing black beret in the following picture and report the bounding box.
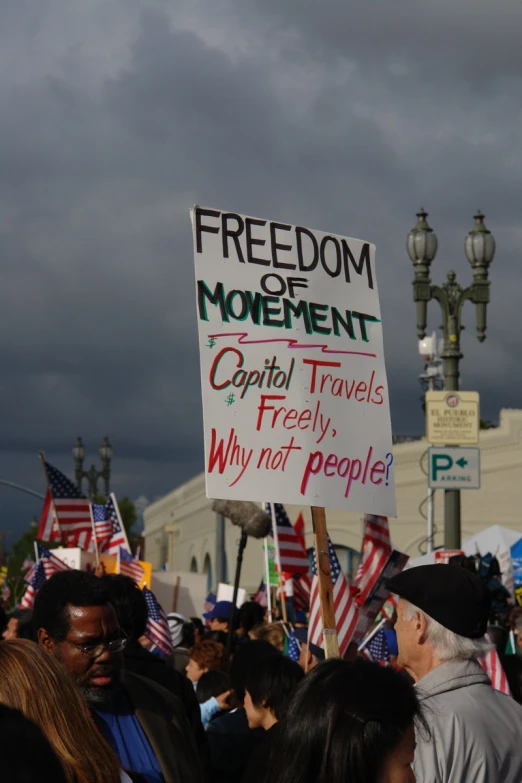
[386,563,522,782]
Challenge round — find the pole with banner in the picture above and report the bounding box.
[88,504,100,566]
[263,537,273,622]
[311,505,339,658]
[269,503,288,623]
[191,207,396,660]
[38,452,63,541]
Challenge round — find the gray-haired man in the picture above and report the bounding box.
[387,564,522,783]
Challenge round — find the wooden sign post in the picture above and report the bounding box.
[311,505,339,659]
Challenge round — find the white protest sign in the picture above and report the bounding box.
[217,582,247,607]
[191,207,396,516]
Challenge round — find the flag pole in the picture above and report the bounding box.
[38,452,63,541]
[263,537,273,622]
[34,541,39,563]
[88,504,100,566]
[269,504,288,624]
[311,505,339,659]
[110,493,131,552]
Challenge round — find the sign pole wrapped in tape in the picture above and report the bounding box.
[191,206,396,657]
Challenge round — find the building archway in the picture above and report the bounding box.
[190,556,198,573]
[203,553,213,592]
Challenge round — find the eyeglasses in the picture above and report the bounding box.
[61,633,129,659]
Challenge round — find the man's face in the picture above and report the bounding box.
[3,617,19,640]
[39,604,123,706]
[186,658,206,683]
[210,617,228,632]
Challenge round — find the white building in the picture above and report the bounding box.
[144,409,522,594]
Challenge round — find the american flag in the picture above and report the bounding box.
[20,561,47,610]
[479,635,511,697]
[286,629,301,662]
[44,462,92,549]
[119,548,144,584]
[364,629,391,664]
[143,587,173,657]
[309,537,358,657]
[103,494,131,555]
[91,503,113,549]
[355,515,391,605]
[265,504,309,575]
[37,543,71,578]
[293,573,312,611]
[21,556,34,572]
[37,488,61,542]
[253,580,268,608]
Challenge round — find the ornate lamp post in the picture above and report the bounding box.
[73,436,113,500]
[407,209,495,548]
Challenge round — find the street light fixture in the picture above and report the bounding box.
[73,436,113,500]
[407,209,495,549]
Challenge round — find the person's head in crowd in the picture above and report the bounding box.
[191,617,205,644]
[230,639,279,706]
[294,627,324,672]
[186,640,226,683]
[182,619,196,649]
[203,600,233,632]
[196,669,230,705]
[264,604,280,622]
[237,601,265,636]
[0,639,122,783]
[387,564,492,682]
[244,654,304,731]
[0,704,68,783]
[205,629,228,646]
[33,569,127,707]
[100,574,148,640]
[266,658,424,783]
[2,609,33,641]
[251,622,286,652]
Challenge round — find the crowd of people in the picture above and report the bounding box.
[0,560,522,781]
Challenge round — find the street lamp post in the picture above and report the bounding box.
[407,209,495,549]
[73,437,113,500]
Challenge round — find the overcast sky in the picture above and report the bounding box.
[1,0,519,544]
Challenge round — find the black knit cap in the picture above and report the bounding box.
[385,564,490,639]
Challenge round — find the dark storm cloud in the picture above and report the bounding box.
[0,0,518,545]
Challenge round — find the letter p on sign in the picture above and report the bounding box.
[431,453,453,481]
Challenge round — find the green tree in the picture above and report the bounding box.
[118,496,140,551]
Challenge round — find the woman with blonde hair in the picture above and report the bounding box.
[0,639,132,783]
[249,622,286,652]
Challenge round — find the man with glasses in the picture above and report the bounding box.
[34,569,203,783]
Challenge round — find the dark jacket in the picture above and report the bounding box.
[123,640,207,748]
[206,708,264,783]
[122,671,203,783]
[241,722,280,783]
